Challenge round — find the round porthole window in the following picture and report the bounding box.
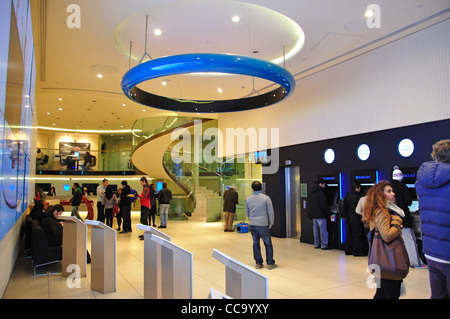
[398,138,414,157]
[324,148,335,164]
[357,144,370,161]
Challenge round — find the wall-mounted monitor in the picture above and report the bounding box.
[82,183,99,195]
[59,142,90,157]
[254,150,268,164]
[351,169,378,186]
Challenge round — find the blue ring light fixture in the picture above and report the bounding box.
[121,53,295,113]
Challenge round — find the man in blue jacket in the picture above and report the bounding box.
[416,139,450,299]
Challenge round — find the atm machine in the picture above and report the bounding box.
[318,172,343,249]
[350,169,379,195]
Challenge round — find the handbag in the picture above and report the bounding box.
[112,194,120,216]
[368,227,410,280]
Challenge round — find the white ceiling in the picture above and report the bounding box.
[30,0,450,132]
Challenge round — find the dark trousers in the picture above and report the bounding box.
[427,258,450,299]
[105,208,113,228]
[140,206,150,225]
[345,223,368,256]
[149,205,156,226]
[121,206,132,232]
[373,279,402,299]
[97,202,105,223]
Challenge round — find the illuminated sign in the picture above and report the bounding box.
[357,144,370,161]
[351,169,379,185]
[324,148,335,164]
[398,138,414,157]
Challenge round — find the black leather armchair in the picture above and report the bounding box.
[30,220,62,276]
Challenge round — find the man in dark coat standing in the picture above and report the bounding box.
[119,180,133,233]
[343,182,366,256]
[307,178,331,250]
[223,186,239,232]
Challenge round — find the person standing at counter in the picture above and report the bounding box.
[96,178,108,223]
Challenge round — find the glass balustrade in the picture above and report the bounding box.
[36,116,264,225]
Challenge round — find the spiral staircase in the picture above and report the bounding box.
[131,116,223,221]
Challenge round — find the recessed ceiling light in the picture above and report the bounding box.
[161,80,167,86]
[154,29,162,36]
[58,98,62,101]
[97,73,103,78]
[58,108,63,111]
[142,109,146,112]
[217,88,223,93]
[47,112,51,115]
[122,104,126,106]
[232,16,240,23]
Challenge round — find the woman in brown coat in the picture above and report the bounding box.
[363,180,406,299]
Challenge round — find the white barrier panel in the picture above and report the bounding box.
[138,224,172,299]
[208,288,233,299]
[137,224,171,241]
[59,216,87,278]
[85,220,116,294]
[212,248,268,299]
[140,225,193,299]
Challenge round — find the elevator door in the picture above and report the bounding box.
[285,166,301,239]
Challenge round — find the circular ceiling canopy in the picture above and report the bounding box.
[116,0,303,111]
[121,53,295,113]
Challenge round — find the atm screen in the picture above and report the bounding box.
[409,200,419,213]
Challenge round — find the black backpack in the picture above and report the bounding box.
[337,198,348,219]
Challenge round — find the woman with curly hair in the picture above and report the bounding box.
[362,180,406,299]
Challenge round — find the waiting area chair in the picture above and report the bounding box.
[30,220,62,276]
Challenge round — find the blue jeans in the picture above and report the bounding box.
[313,218,328,248]
[159,204,170,226]
[71,206,82,221]
[250,225,275,266]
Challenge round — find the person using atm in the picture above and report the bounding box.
[343,182,366,256]
[307,178,332,250]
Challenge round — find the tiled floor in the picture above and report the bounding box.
[3,212,431,299]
